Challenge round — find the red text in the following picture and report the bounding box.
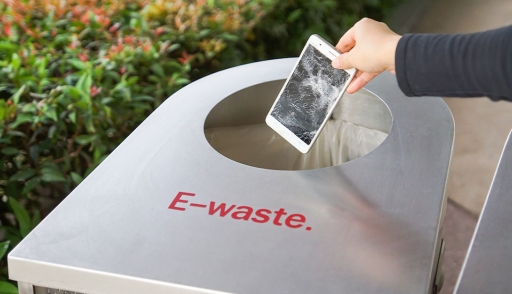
[169,192,312,231]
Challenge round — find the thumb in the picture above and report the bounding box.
[331,52,353,69]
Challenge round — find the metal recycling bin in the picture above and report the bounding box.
[8,58,454,294]
[454,130,512,293]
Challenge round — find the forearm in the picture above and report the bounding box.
[395,25,512,101]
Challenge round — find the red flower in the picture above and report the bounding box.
[90,86,102,97]
[120,66,126,74]
[102,17,111,27]
[109,23,121,33]
[4,24,11,37]
[123,36,135,45]
[177,51,194,65]
[80,13,90,24]
[113,44,123,53]
[142,42,152,52]
[155,27,165,36]
[72,6,81,17]
[78,53,87,62]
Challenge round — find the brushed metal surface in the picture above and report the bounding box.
[454,131,512,294]
[18,282,34,294]
[8,59,454,294]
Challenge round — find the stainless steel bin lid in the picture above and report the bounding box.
[8,58,454,294]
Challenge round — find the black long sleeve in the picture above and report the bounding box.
[395,25,512,102]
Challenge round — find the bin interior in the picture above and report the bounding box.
[204,80,392,170]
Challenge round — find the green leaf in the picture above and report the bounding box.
[9,168,36,182]
[11,85,26,105]
[75,134,98,145]
[150,64,165,78]
[31,210,41,229]
[22,177,40,195]
[55,19,69,27]
[101,97,114,104]
[40,167,67,183]
[0,240,10,259]
[84,115,96,133]
[0,42,19,52]
[174,78,190,86]
[0,281,17,294]
[219,33,239,41]
[48,125,57,139]
[130,18,140,29]
[75,99,88,110]
[6,103,17,120]
[68,111,77,124]
[29,145,40,163]
[38,57,48,77]
[103,71,120,82]
[45,108,58,121]
[287,9,302,22]
[64,86,81,100]
[6,130,26,137]
[9,197,31,238]
[9,113,32,128]
[126,76,139,85]
[133,95,155,102]
[0,99,6,121]
[1,146,19,156]
[199,29,211,38]
[168,43,181,52]
[147,75,160,84]
[103,105,112,119]
[129,102,152,111]
[28,92,47,99]
[21,103,37,114]
[70,172,83,185]
[11,53,21,70]
[76,72,92,94]
[68,59,86,70]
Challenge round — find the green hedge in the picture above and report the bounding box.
[0,0,401,288]
[219,0,402,66]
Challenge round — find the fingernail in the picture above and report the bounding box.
[331,59,340,68]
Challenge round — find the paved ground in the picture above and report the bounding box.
[439,201,477,294]
[409,0,512,293]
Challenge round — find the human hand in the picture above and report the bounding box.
[331,18,402,94]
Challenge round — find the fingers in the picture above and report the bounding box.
[335,27,356,53]
[331,52,353,69]
[347,72,377,94]
[345,70,362,94]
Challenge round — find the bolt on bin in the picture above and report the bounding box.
[8,58,453,294]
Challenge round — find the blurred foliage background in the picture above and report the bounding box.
[0,0,401,290]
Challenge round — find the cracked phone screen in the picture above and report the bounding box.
[271,45,350,145]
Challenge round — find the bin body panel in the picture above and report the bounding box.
[8,59,453,294]
[454,131,512,293]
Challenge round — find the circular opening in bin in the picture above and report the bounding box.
[204,80,392,170]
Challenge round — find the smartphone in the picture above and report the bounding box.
[265,34,356,154]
